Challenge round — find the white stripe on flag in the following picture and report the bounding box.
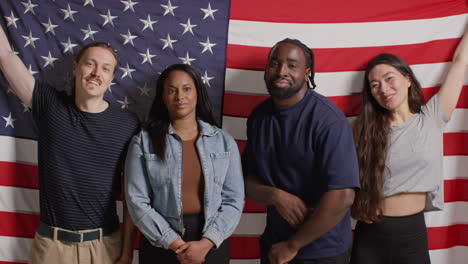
[228,14,467,48]
[0,136,37,165]
[430,246,468,264]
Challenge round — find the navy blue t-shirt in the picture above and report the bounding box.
[242,89,360,259]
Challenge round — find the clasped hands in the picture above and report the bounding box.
[169,237,214,264]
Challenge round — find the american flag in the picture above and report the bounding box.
[0,0,467,263]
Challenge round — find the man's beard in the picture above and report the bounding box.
[266,80,304,100]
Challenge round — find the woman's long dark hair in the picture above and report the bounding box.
[145,64,217,161]
[351,53,424,221]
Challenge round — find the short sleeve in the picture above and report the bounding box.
[241,116,258,177]
[32,82,62,122]
[315,119,360,190]
[422,94,449,129]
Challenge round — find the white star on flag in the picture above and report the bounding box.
[121,30,138,46]
[140,15,157,31]
[200,37,216,54]
[28,65,38,75]
[201,70,214,87]
[11,46,19,56]
[108,82,116,93]
[61,37,78,54]
[2,113,16,128]
[21,0,37,15]
[5,11,19,28]
[61,4,78,22]
[178,51,196,65]
[180,18,197,35]
[41,51,58,68]
[22,31,39,48]
[81,24,98,41]
[120,63,136,79]
[160,33,177,50]
[100,9,118,27]
[201,3,218,20]
[83,0,95,7]
[121,0,138,12]
[41,18,59,35]
[138,82,151,97]
[6,86,15,95]
[21,103,31,113]
[139,48,156,65]
[117,96,130,109]
[161,0,178,16]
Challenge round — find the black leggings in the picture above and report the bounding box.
[139,214,230,264]
[350,211,430,264]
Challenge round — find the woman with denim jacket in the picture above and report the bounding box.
[124,64,245,264]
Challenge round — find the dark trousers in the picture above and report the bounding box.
[350,211,430,264]
[261,250,350,264]
[139,214,230,264]
[260,238,350,264]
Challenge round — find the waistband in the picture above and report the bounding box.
[37,222,117,243]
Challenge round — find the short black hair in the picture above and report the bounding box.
[268,38,316,89]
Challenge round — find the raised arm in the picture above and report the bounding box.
[0,26,35,107]
[438,28,468,119]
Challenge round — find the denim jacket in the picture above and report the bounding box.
[125,120,245,249]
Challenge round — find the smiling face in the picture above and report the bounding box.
[73,46,117,100]
[368,63,412,113]
[162,70,198,121]
[264,43,311,101]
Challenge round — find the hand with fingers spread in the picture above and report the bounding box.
[272,189,309,227]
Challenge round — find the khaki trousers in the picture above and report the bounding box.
[29,230,121,264]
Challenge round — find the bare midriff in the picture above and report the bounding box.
[380,192,427,216]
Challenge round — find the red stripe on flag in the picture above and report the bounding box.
[244,198,267,213]
[243,177,468,212]
[229,236,261,259]
[445,179,468,203]
[223,85,468,117]
[2,212,468,253]
[444,133,468,156]
[230,224,468,259]
[0,161,38,189]
[224,93,361,118]
[230,0,467,23]
[0,211,141,249]
[427,224,468,249]
[0,211,39,238]
[236,140,246,155]
[224,87,468,119]
[237,133,468,157]
[227,39,461,72]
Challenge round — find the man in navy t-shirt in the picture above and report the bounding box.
[242,38,360,264]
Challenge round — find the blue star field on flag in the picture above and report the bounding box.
[0,0,231,139]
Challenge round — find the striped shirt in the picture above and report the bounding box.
[32,82,139,230]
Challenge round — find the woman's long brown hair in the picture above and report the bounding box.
[351,53,423,221]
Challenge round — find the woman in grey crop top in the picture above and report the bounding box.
[349,29,468,264]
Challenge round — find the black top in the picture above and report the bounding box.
[242,89,360,259]
[32,82,139,230]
